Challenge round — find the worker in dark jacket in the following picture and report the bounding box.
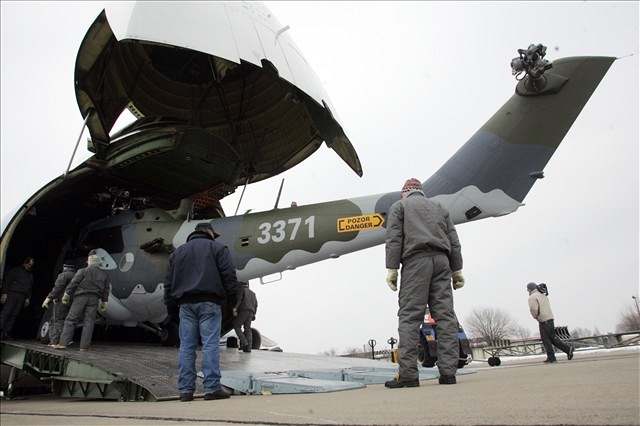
[233,282,258,352]
[165,222,239,402]
[384,178,465,388]
[0,257,35,339]
[54,251,110,351]
[41,262,77,346]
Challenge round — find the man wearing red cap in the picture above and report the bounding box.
[384,178,465,388]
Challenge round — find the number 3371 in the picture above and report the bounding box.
[256,216,315,244]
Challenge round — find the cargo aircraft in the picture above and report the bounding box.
[0,3,616,346]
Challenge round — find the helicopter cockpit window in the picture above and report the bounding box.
[81,226,124,254]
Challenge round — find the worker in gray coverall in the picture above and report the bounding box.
[0,257,35,340]
[384,178,465,388]
[527,282,574,363]
[54,251,110,351]
[41,262,77,346]
[232,282,258,352]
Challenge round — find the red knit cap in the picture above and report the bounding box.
[401,178,422,194]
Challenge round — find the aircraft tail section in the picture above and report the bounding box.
[174,56,616,280]
[422,56,615,223]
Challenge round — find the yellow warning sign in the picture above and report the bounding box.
[337,213,384,233]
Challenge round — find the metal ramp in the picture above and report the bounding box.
[1,341,475,401]
[2,341,180,401]
[220,371,366,395]
[219,366,461,395]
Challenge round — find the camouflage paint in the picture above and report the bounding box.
[422,57,616,204]
[2,56,615,330]
[78,208,181,324]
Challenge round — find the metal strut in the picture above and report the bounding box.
[234,177,251,216]
[273,178,285,210]
[64,111,92,177]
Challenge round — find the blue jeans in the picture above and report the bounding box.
[178,302,222,394]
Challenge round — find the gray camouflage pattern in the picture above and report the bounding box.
[0,55,615,335]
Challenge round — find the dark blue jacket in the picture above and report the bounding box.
[165,232,238,305]
[1,266,34,298]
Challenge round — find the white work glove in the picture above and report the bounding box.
[1,293,7,304]
[41,297,52,309]
[99,301,108,313]
[386,269,398,292]
[24,298,30,308]
[452,270,465,290]
[232,308,238,317]
[61,293,71,305]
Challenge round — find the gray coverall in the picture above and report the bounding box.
[0,266,34,338]
[233,286,258,350]
[385,192,463,379]
[46,268,76,345]
[58,266,110,349]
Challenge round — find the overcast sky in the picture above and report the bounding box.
[1,2,638,354]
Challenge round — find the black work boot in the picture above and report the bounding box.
[179,392,194,402]
[204,388,231,400]
[543,358,557,363]
[567,345,575,360]
[438,375,456,385]
[384,377,419,389]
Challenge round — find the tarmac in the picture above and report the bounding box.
[1,350,638,426]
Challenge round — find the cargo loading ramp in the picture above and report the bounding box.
[1,341,474,401]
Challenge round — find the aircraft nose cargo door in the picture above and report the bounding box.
[75,5,362,188]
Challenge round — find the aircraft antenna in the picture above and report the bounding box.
[234,177,251,216]
[64,110,92,178]
[274,178,285,210]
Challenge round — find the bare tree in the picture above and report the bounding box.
[511,324,531,341]
[321,348,337,357]
[615,305,640,332]
[343,347,361,356]
[465,307,517,345]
